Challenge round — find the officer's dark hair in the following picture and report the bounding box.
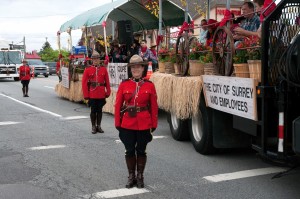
[243,1,255,11]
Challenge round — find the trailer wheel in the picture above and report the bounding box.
[189,93,215,154]
[167,112,189,141]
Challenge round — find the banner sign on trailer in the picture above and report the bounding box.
[61,67,69,89]
[108,63,128,91]
[202,75,258,121]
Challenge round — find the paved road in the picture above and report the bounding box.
[1,76,300,199]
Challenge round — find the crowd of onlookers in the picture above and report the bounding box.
[109,39,158,70]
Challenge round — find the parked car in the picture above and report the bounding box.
[27,59,49,77]
[44,62,57,75]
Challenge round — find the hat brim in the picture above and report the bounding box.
[127,61,148,67]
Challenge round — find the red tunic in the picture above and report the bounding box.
[19,65,31,80]
[115,79,158,130]
[82,65,111,99]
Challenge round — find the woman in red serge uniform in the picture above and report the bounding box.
[19,59,31,97]
[115,55,158,189]
[82,50,111,134]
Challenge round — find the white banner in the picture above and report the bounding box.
[108,63,128,92]
[202,75,257,121]
[61,67,69,89]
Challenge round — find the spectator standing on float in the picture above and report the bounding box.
[56,55,63,82]
[82,50,111,134]
[115,55,158,189]
[206,19,219,47]
[199,19,208,45]
[19,59,31,97]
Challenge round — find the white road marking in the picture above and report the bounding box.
[115,135,167,144]
[83,187,150,199]
[28,145,66,150]
[44,86,55,89]
[0,93,62,118]
[0,121,23,126]
[153,135,168,139]
[203,167,287,182]
[61,116,89,120]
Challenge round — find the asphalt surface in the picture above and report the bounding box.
[1,75,300,199]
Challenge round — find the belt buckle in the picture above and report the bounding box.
[136,107,141,112]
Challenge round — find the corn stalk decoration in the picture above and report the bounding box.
[142,0,159,17]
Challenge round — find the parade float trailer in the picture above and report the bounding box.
[161,0,300,165]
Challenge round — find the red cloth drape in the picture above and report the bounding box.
[219,9,231,27]
[260,0,276,22]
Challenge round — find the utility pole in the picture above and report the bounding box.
[23,36,26,53]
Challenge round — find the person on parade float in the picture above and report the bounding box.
[82,50,111,134]
[56,54,64,82]
[19,59,31,97]
[206,19,219,47]
[199,19,208,45]
[233,0,265,39]
[233,1,260,42]
[114,54,158,189]
[138,39,158,65]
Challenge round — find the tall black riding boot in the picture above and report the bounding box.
[125,156,136,188]
[90,112,97,134]
[22,88,25,97]
[137,156,147,188]
[25,86,29,97]
[96,112,104,133]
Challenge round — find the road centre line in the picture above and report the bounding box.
[0,93,62,118]
[0,121,23,126]
[28,145,66,150]
[83,187,149,199]
[203,167,287,182]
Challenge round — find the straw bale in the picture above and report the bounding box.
[55,82,84,102]
[171,76,202,119]
[150,72,174,112]
[150,72,203,120]
[103,91,117,114]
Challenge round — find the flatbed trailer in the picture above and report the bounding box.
[164,0,300,165]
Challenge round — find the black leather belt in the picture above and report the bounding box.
[125,106,149,113]
[90,82,105,87]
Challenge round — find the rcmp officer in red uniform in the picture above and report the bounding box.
[115,55,158,189]
[19,59,31,97]
[82,51,111,134]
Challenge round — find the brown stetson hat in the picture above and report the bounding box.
[128,55,148,67]
[91,49,100,59]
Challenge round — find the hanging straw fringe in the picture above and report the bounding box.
[103,91,117,114]
[150,72,203,119]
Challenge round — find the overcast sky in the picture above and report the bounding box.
[0,0,113,52]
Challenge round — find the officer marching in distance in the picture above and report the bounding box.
[19,59,31,97]
[82,50,111,134]
[115,55,158,189]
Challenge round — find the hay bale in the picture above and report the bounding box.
[150,73,203,120]
[103,91,117,114]
[171,76,202,119]
[150,72,174,112]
